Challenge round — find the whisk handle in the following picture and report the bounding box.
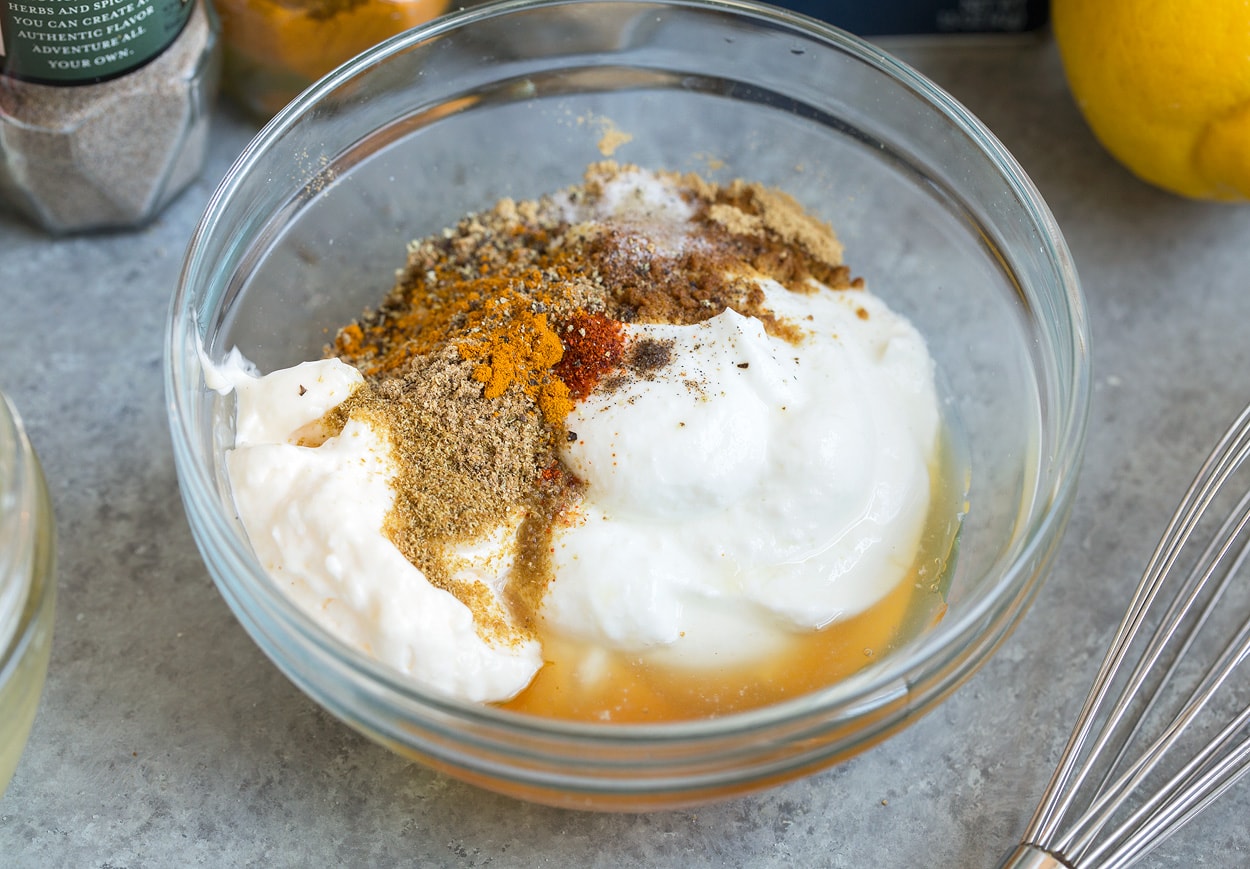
[995,844,1075,869]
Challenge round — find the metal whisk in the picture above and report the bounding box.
[999,404,1250,869]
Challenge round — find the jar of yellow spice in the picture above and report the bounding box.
[216,0,449,118]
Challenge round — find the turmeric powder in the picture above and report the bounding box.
[216,0,449,118]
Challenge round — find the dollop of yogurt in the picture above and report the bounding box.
[206,353,543,703]
[546,281,938,665]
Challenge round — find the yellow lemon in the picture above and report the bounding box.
[1053,0,1250,201]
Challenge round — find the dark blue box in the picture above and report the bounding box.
[778,0,1049,36]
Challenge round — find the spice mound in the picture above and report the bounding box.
[212,163,961,720]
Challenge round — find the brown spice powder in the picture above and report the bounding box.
[323,162,860,650]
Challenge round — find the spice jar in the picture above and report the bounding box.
[0,390,56,799]
[0,0,221,234]
[215,0,449,119]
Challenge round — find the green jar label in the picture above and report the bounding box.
[0,0,192,84]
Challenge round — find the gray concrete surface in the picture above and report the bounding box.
[4,36,1250,868]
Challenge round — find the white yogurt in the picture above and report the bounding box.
[546,281,938,666]
[207,354,543,703]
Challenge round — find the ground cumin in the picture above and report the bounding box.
[324,162,860,649]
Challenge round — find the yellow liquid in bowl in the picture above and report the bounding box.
[503,437,966,723]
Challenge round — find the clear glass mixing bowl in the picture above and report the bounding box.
[166,0,1090,809]
[0,390,56,799]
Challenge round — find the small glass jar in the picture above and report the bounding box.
[0,390,56,799]
[216,0,449,119]
[0,1,221,233]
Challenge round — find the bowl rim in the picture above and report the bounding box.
[166,0,1091,746]
[0,390,55,688]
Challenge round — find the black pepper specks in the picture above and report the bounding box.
[628,337,674,375]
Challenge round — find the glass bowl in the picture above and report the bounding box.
[165,0,1090,810]
[0,390,56,799]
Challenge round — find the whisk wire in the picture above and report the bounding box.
[1013,403,1250,867]
[1097,703,1250,869]
[1071,607,1250,864]
[1087,494,1250,799]
[1059,496,1250,858]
